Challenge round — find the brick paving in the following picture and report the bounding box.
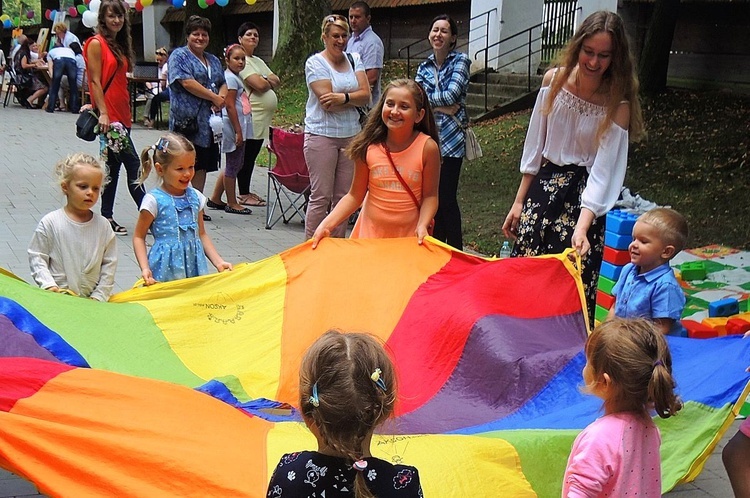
[0,103,739,497]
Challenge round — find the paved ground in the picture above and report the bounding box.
[0,103,741,497]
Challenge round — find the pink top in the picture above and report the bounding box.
[740,416,750,438]
[351,133,430,239]
[562,412,662,498]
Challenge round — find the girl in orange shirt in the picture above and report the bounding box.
[312,79,440,246]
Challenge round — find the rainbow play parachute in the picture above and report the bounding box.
[0,238,748,497]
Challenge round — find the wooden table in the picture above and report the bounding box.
[127,75,165,124]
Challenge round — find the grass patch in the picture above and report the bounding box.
[273,69,750,256]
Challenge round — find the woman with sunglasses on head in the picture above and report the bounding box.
[303,14,371,240]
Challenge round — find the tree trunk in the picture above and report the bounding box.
[183,3,226,59]
[272,0,329,77]
[637,0,680,96]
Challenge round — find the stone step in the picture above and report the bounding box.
[468,82,530,99]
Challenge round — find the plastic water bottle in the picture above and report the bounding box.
[499,241,511,259]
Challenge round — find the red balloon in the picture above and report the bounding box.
[206,0,215,5]
[134,0,143,11]
[67,7,77,17]
[45,8,52,20]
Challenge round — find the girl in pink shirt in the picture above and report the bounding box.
[563,318,682,497]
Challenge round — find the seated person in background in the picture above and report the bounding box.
[143,47,170,128]
[52,22,81,49]
[0,48,5,77]
[46,45,79,113]
[608,207,689,335]
[13,36,48,108]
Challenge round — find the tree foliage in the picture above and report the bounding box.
[182,2,226,58]
[272,0,329,77]
[637,0,680,96]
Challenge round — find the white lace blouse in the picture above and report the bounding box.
[519,86,629,218]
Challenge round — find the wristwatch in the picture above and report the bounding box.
[261,74,268,80]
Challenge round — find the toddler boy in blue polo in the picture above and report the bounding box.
[609,208,689,336]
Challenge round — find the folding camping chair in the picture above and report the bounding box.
[265,126,311,230]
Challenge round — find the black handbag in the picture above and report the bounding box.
[75,63,118,142]
[173,116,199,137]
[76,109,100,141]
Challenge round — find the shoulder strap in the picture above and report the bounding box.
[346,52,355,71]
[383,144,421,211]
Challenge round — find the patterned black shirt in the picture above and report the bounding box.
[267,451,423,497]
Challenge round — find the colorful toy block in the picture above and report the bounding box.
[597,275,616,295]
[599,261,624,281]
[595,304,609,324]
[702,317,729,336]
[596,290,615,310]
[679,261,707,281]
[740,299,749,313]
[726,318,750,336]
[682,320,718,339]
[708,297,739,317]
[604,231,631,250]
[603,246,631,266]
[605,210,638,236]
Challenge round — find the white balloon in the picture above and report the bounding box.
[88,0,101,13]
[82,10,97,28]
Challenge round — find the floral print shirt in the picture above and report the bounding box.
[168,46,225,148]
[267,451,423,497]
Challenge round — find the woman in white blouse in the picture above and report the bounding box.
[304,14,370,239]
[502,10,644,322]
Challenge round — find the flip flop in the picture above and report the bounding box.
[224,206,252,215]
[240,197,266,207]
[203,213,212,222]
[206,199,227,210]
[108,219,128,236]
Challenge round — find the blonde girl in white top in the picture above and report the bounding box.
[501,10,644,324]
[28,153,117,301]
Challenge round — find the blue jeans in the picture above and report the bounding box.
[47,57,78,113]
[100,133,145,219]
[148,88,170,121]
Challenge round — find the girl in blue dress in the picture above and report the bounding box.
[133,132,232,285]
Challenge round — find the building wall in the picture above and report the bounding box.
[620,2,750,89]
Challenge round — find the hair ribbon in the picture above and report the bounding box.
[653,359,664,368]
[370,368,387,393]
[155,137,169,153]
[309,382,320,407]
[352,459,368,471]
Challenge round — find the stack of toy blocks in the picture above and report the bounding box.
[682,295,750,338]
[594,210,639,324]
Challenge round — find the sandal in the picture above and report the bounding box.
[108,219,128,236]
[239,193,266,207]
[206,199,227,210]
[203,213,212,222]
[224,205,252,215]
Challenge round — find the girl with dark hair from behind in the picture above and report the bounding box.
[267,330,423,497]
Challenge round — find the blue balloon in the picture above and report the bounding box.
[216,0,229,6]
[172,0,183,7]
[3,19,11,28]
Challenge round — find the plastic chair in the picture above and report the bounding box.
[265,126,310,230]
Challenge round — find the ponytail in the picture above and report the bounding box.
[137,145,155,186]
[649,352,682,419]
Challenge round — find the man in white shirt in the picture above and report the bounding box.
[346,1,384,107]
[46,46,79,113]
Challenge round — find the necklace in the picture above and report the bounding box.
[574,67,601,102]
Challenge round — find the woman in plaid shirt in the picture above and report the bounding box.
[415,14,470,250]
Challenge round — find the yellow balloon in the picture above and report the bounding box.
[244,0,256,4]
[141,0,153,6]
[0,14,10,21]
